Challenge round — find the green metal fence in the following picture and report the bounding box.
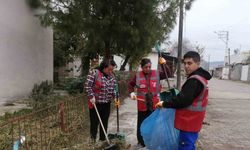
[0,96,86,150]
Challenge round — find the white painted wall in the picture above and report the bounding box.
[230,51,250,64]
[113,55,129,71]
[114,52,159,71]
[148,52,158,70]
[222,67,229,80]
[0,1,53,104]
[230,64,242,80]
[68,57,82,77]
[241,65,249,81]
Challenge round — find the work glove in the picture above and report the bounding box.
[90,97,96,104]
[20,135,26,144]
[115,98,120,108]
[155,101,164,108]
[159,57,166,65]
[130,92,137,100]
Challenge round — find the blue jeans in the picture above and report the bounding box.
[178,131,199,150]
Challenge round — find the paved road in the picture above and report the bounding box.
[108,98,138,149]
[108,78,250,150]
[199,78,250,150]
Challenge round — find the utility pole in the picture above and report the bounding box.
[214,31,229,65]
[214,30,231,79]
[177,0,184,90]
[208,54,210,71]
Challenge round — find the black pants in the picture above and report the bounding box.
[137,110,152,146]
[89,102,111,141]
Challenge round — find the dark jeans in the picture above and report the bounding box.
[89,102,111,141]
[137,110,152,146]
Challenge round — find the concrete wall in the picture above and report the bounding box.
[213,68,220,78]
[0,1,53,104]
[241,65,250,81]
[229,51,250,65]
[230,64,242,80]
[222,67,229,79]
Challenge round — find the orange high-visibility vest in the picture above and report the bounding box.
[175,75,208,132]
[136,70,161,111]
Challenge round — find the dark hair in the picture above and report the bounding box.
[183,51,200,62]
[99,59,116,71]
[140,58,151,67]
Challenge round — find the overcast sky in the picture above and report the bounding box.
[169,0,250,62]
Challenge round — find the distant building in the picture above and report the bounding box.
[0,1,53,105]
[213,51,250,81]
[229,51,250,65]
[214,67,223,78]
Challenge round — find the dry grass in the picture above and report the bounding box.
[0,78,131,149]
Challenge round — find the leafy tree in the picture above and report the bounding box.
[170,39,210,69]
[32,0,196,74]
[170,39,204,59]
[53,30,76,68]
[26,0,42,9]
[170,39,193,57]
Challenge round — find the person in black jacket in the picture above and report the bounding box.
[156,51,212,150]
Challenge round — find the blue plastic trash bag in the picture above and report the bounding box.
[140,108,179,150]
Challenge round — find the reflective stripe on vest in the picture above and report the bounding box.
[136,71,160,97]
[185,75,208,112]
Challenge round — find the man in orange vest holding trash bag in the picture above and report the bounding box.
[156,51,212,150]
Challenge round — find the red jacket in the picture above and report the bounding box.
[136,70,161,111]
[174,75,208,132]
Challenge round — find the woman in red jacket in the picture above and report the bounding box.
[84,59,117,142]
[128,58,172,148]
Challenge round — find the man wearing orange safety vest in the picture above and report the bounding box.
[156,51,212,150]
[128,58,172,148]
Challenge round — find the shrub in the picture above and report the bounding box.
[31,80,53,101]
[65,77,85,95]
[29,80,62,109]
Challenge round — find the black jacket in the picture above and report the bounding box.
[163,67,212,108]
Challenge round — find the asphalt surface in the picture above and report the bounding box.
[107,78,250,150]
[199,78,250,150]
